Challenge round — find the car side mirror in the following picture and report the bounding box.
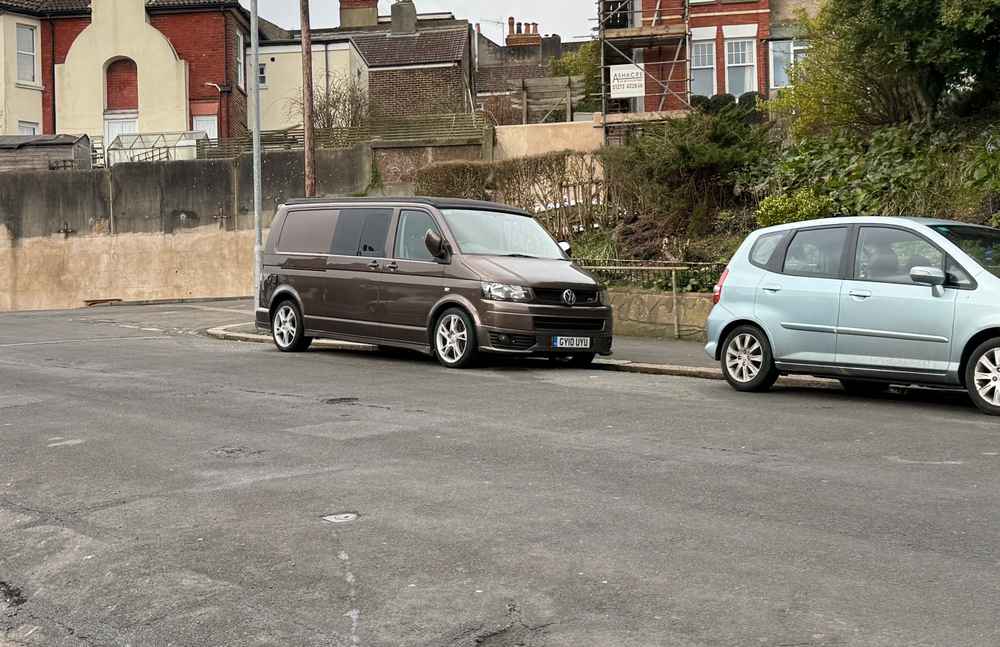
[425,229,449,261]
[558,241,572,257]
[910,266,946,286]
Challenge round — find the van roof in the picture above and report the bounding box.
[282,196,532,216]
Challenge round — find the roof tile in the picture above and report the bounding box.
[351,28,468,68]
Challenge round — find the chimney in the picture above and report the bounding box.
[340,0,378,28]
[391,0,417,34]
[508,16,515,37]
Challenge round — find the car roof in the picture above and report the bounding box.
[757,215,993,234]
[281,196,532,217]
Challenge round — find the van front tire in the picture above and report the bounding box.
[433,308,478,369]
[271,300,312,353]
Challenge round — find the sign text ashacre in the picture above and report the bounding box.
[610,64,645,99]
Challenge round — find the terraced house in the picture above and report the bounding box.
[0,0,252,143]
[600,0,818,121]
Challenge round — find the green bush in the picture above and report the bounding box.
[756,189,836,227]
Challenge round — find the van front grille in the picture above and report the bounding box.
[533,288,599,306]
[533,317,606,332]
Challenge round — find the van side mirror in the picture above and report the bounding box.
[558,241,572,257]
[425,229,449,261]
[910,266,946,286]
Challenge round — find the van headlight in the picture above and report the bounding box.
[481,282,532,302]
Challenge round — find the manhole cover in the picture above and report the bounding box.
[322,512,359,524]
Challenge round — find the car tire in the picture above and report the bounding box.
[840,379,891,396]
[720,325,779,392]
[271,300,312,353]
[965,338,1000,416]
[433,308,478,369]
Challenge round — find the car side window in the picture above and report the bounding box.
[749,232,785,268]
[855,227,943,285]
[395,210,441,262]
[782,227,847,278]
[331,208,392,257]
[277,209,336,254]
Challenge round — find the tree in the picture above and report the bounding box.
[287,76,373,130]
[550,41,602,112]
[769,0,1000,136]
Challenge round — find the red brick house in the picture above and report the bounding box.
[9,0,251,140]
[602,0,776,117]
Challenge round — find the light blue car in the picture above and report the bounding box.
[705,216,1000,415]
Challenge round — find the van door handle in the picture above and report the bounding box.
[761,285,782,293]
[367,260,380,270]
[849,290,872,300]
[385,262,398,273]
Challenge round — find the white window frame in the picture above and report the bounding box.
[17,121,39,136]
[725,38,757,96]
[192,115,219,139]
[769,39,808,89]
[236,31,246,90]
[104,113,139,145]
[689,39,716,98]
[16,24,37,84]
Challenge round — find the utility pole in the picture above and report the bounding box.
[250,0,263,311]
[300,0,316,197]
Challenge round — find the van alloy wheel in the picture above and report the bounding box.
[274,305,298,349]
[436,314,468,365]
[725,333,763,383]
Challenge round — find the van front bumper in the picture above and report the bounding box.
[475,301,614,356]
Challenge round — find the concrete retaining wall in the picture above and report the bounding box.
[608,288,713,340]
[493,121,604,161]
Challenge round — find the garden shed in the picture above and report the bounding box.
[0,135,93,172]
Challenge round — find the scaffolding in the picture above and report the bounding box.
[597,0,691,144]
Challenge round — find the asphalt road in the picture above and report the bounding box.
[1,303,999,647]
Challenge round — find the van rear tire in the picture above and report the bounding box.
[271,300,312,353]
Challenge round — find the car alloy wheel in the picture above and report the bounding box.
[968,341,1000,415]
[273,304,298,350]
[725,333,764,383]
[720,325,779,393]
[435,311,475,368]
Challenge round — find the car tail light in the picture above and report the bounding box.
[713,268,729,305]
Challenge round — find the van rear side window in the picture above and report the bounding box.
[278,209,336,254]
[331,208,393,257]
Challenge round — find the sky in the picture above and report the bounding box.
[242,0,594,43]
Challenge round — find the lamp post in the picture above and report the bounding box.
[250,0,264,311]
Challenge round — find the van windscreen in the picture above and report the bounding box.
[440,209,564,260]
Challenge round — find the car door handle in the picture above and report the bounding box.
[367,260,380,270]
[761,285,782,293]
[385,262,398,273]
[849,290,873,299]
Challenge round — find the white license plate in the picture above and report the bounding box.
[553,336,591,349]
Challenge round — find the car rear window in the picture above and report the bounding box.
[749,232,785,268]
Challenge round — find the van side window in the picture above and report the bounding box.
[277,209,336,254]
[331,208,392,257]
[395,210,441,261]
[749,232,785,269]
[782,227,848,278]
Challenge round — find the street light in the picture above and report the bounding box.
[250,0,263,312]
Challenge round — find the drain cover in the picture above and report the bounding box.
[322,512,359,524]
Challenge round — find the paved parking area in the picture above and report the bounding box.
[1,303,998,646]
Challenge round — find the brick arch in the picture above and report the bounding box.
[105,57,138,111]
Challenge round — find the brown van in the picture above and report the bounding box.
[256,197,614,368]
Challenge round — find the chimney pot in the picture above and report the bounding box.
[516,22,522,34]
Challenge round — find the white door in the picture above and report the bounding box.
[192,115,219,139]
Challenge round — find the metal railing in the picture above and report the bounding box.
[576,258,726,339]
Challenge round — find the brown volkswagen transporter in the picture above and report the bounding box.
[255,197,614,368]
